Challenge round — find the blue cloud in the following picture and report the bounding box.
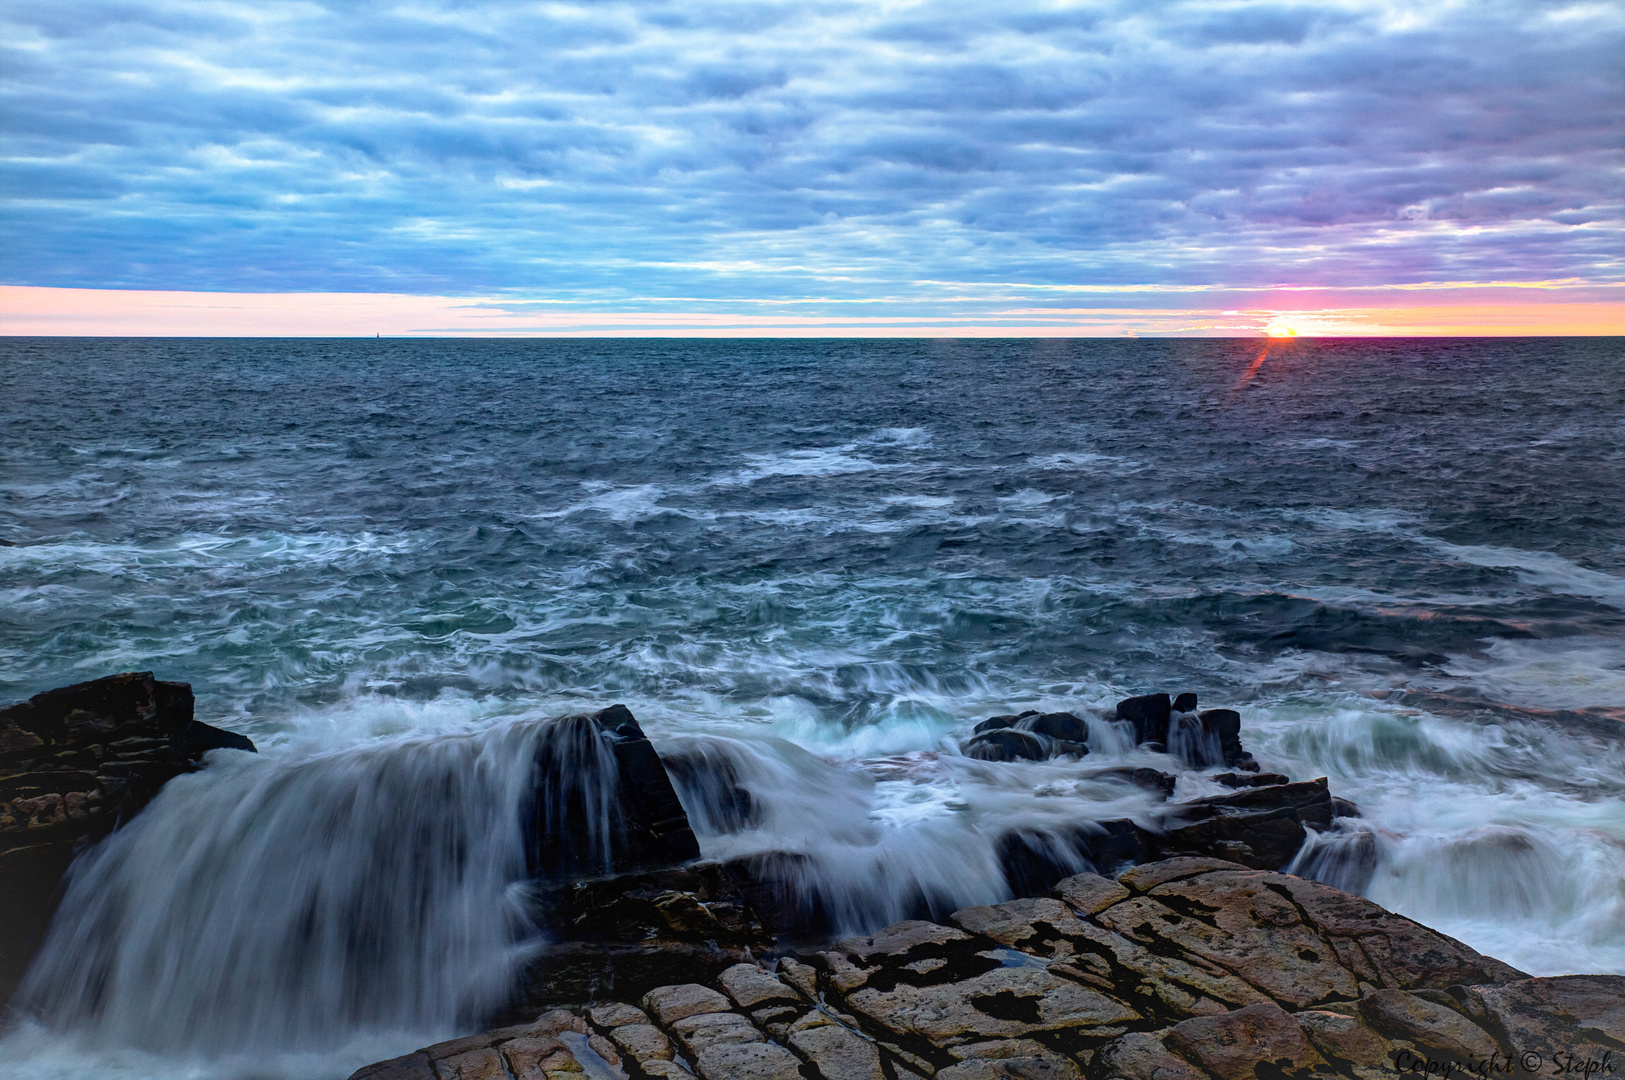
[0,0,1619,302]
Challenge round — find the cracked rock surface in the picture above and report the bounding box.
[349,859,1621,1080]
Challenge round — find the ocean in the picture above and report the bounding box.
[1,336,1622,1079]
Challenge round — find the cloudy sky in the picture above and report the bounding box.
[2,0,1621,333]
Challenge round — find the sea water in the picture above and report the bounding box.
[1,337,1621,1079]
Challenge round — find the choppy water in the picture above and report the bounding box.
[2,337,1623,1079]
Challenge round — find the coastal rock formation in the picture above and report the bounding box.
[355,860,1617,1080]
[0,671,255,1003]
[526,705,701,881]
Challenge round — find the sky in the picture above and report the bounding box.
[1,0,1621,335]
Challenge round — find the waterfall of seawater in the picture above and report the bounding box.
[8,718,623,1073]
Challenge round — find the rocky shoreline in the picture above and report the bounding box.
[355,859,1622,1080]
[3,675,1620,1080]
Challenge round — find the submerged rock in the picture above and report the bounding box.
[0,672,255,1004]
[360,860,1620,1080]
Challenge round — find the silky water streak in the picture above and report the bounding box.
[14,720,561,1059]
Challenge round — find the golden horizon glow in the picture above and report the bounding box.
[0,286,1620,338]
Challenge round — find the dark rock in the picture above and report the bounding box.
[1131,769,1178,799]
[526,705,700,881]
[530,861,771,947]
[965,728,1049,762]
[1214,772,1291,788]
[0,672,255,1005]
[720,850,829,940]
[1196,709,1247,767]
[1115,694,1171,749]
[1331,797,1361,819]
[1171,693,1198,714]
[976,711,1039,735]
[663,745,759,834]
[1017,712,1088,743]
[1156,804,1307,870]
[1186,777,1335,831]
[999,818,1154,894]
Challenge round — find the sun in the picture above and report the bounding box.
[1266,325,1298,338]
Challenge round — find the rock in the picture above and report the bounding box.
[785,1011,886,1080]
[977,712,1040,735]
[1162,1002,1326,1080]
[1118,857,1249,892]
[1089,1032,1210,1080]
[1294,1009,1404,1080]
[1465,976,1625,1076]
[844,965,1138,1051]
[720,850,829,939]
[662,745,758,833]
[1265,873,1528,991]
[938,1052,1084,1079]
[1156,804,1307,870]
[347,858,1582,1080]
[718,963,801,1010]
[966,729,1050,762]
[1196,710,1246,768]
[642,983,732,1025]
[1184,777,1335,831]
[607,1023,675,1063]
[1053,873,1131,916]
[0,672,255,1004]
[1356,989,1501,1062]
[526,705,700,881]
[1214,772,1292,788]
[1096,870,1361,1008]
[1331,797,1361,819]
[1114,695,1171,749]
[1171,694,1198,714]
[1019,712,1089,743]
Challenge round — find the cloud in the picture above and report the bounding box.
[0,0,1619,304]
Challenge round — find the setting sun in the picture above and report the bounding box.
[1266,325,1299,338]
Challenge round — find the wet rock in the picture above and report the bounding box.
[1330,797,1360,819]
[1162,1002,1326,1080]
[1184,777,1334,831]
[721,850,830,939]
[1214,772,1292,789]
[1196,710,1246,768]
[527,705,700,881]
[966,729,1050,762]
[663,746,758,834]
[976,712,1040,735]
[1114,695,1171,750]
[1171,694,1198,714]
[0,672,255,1004]
[1465,976,1625,1077]
[1019,712,1090,743]
[1156,804,1307,870]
